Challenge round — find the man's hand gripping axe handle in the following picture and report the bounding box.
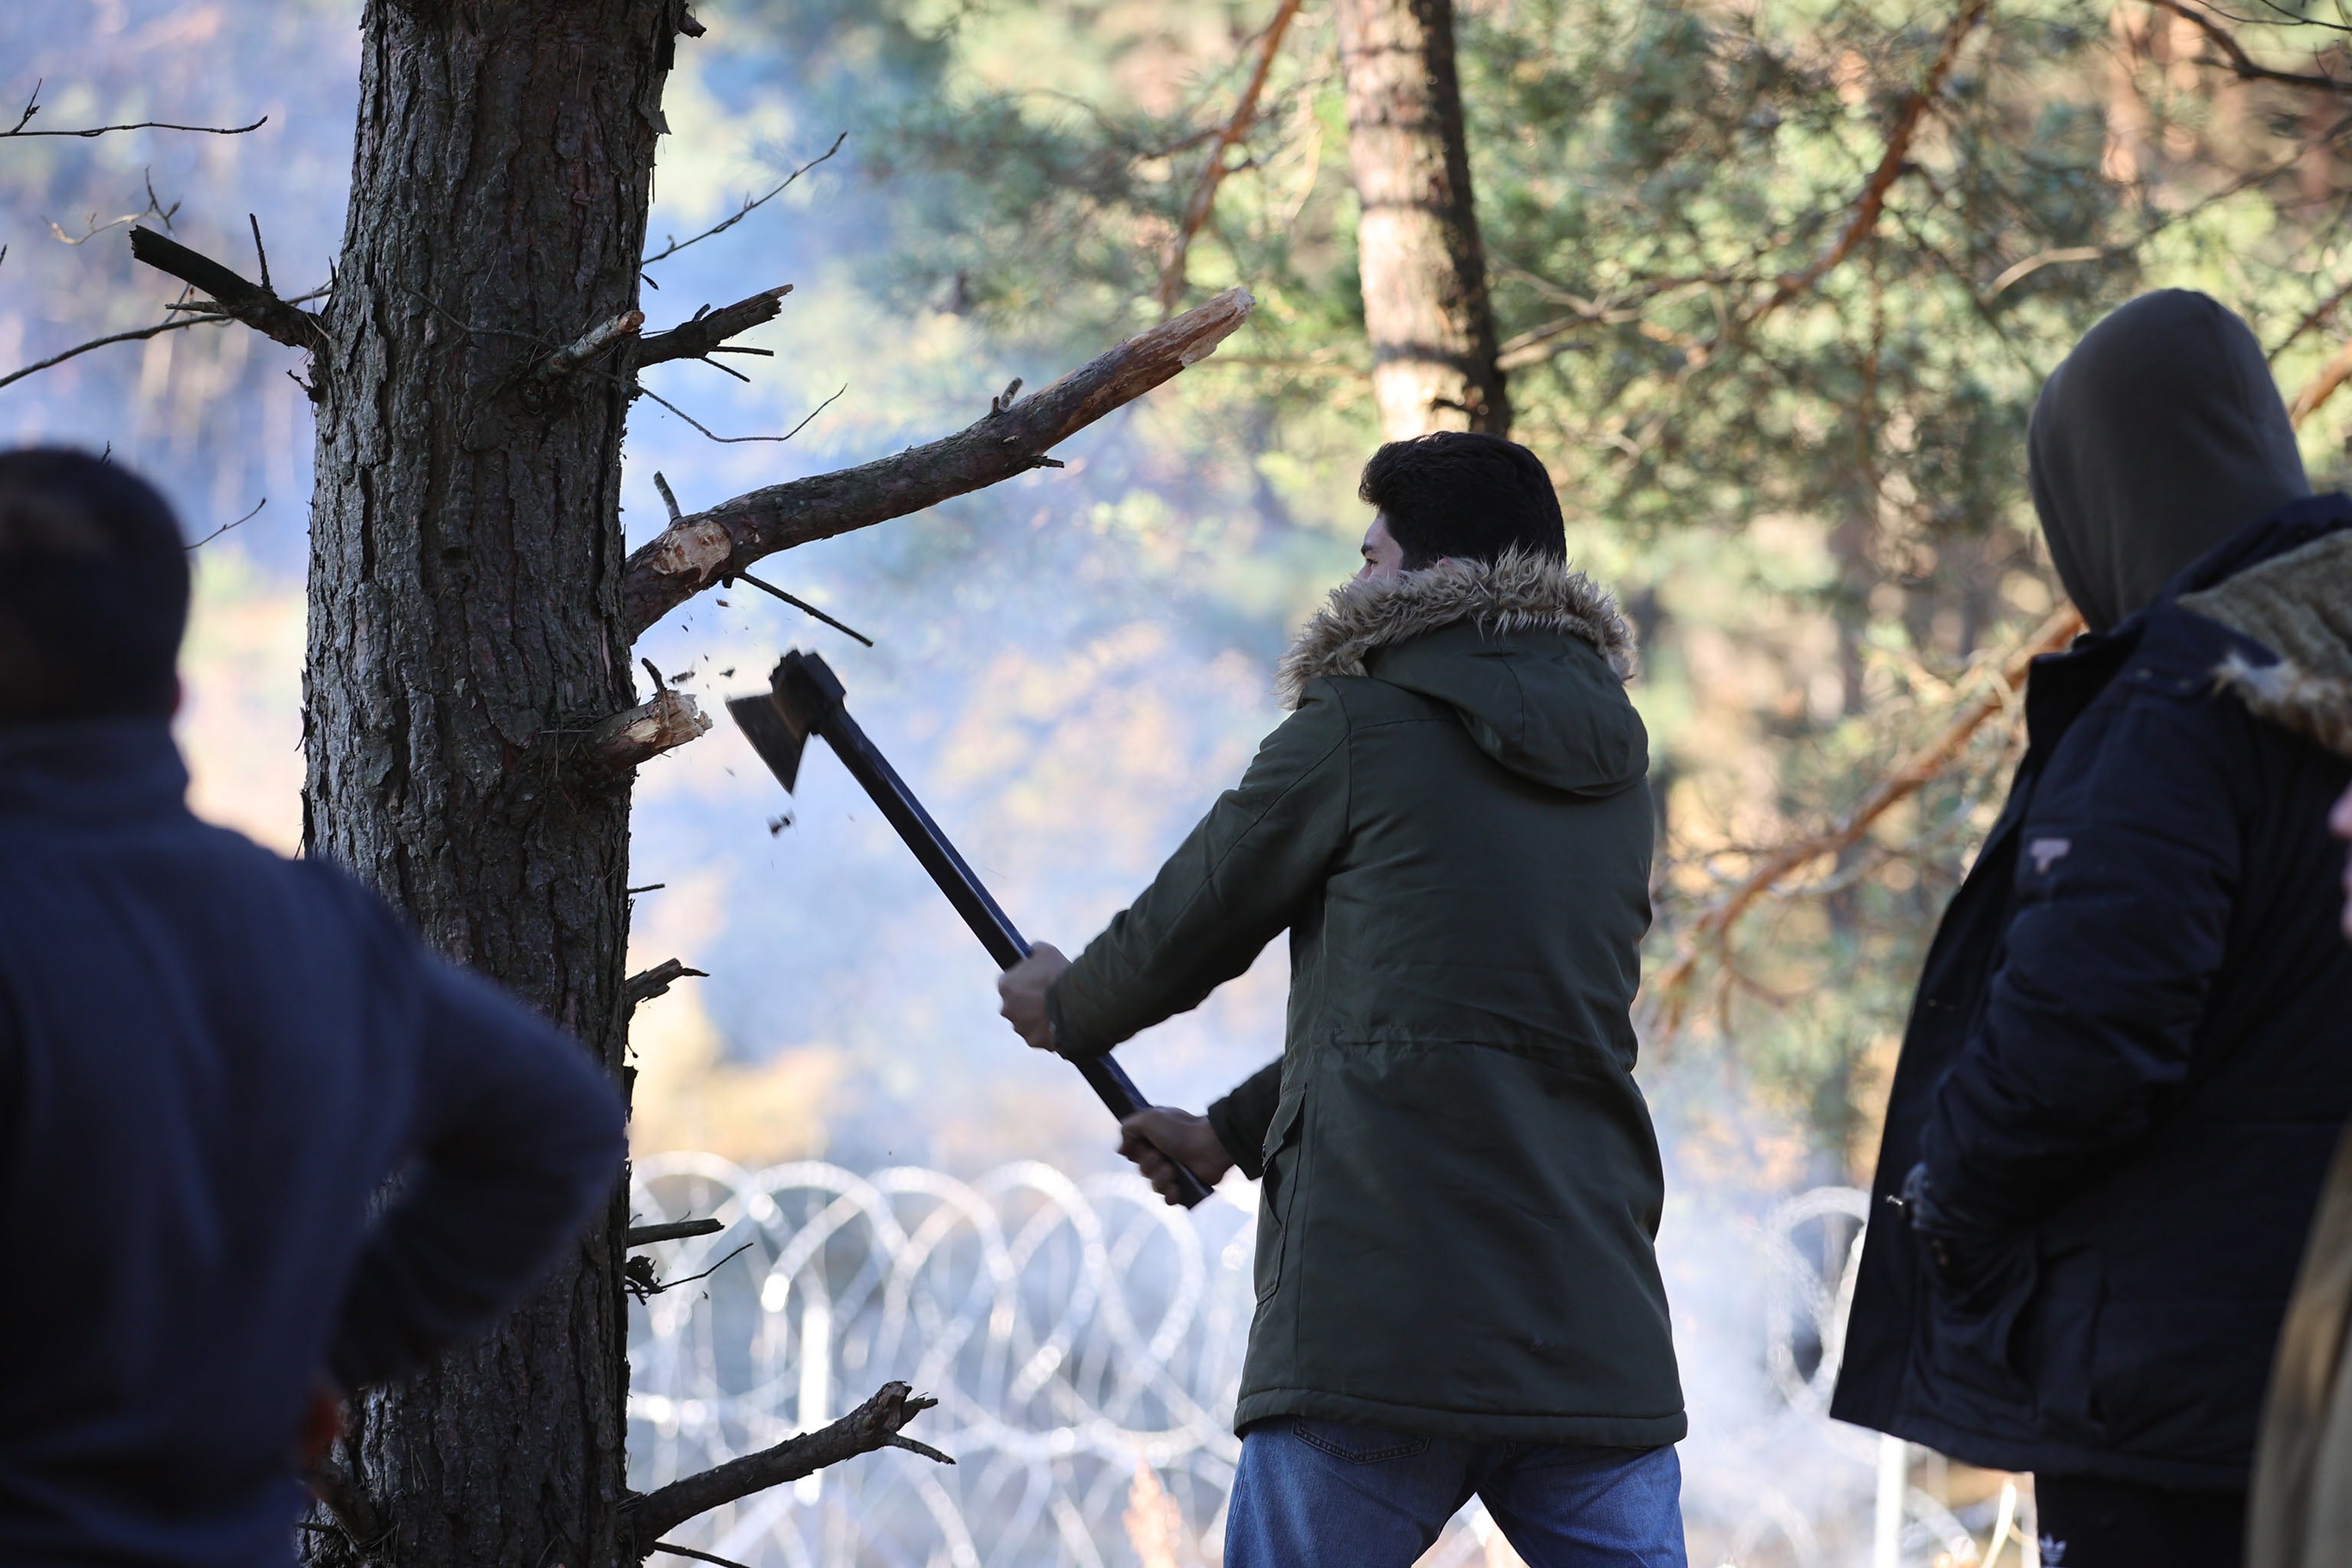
[727,651,1214,1208]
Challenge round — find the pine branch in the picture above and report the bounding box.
[1744,0,1991,329]
[1155,0,1305,316]
[2143,0,2352,95]
[621,1381,950,1556]
[1644,605,2084,1034]
[619,286,1255,639]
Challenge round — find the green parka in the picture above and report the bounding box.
[1048,554,1686,1445]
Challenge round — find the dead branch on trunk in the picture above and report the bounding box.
[622,1381,951,1557]
[650,1545,752,1568]
[1645,605,2083,1034]
[1744,0,1990,329]
[587,689,713,773]
[637,285,793,369]
[626,1218,724,1248]
[625,958,708,1006]
[619,286,1255,639]
[537,309,645,379]
[1155,0,1305,315]
[128,227,326,353]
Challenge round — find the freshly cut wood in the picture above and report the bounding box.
[587,689,711,773]
[619,287,1255,639]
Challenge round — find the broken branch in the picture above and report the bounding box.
[620,286,1256,639]
[626,1218,725,1248]
[1745,0,1990,328]
[622,1381,950,1554]
[637,286,792,368]
[652,1546,752,1568]
[588,690,713,773]
[1155,0,1305,315]
[625,958,709,1006]
[539,309,645,379]
[128,227,325,351]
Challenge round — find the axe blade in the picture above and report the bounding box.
[727,691,811,793]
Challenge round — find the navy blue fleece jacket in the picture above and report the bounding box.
[0,720,626,1566]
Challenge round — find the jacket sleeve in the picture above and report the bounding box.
[1207,1063,1282,1180]
[1918,684,2246,1234]
[1047,684,1351,1058]
[328,951,627,1389]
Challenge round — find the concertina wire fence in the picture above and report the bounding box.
[628,1158,2012,1568]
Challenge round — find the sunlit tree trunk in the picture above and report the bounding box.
[299,2,673,1563]
[1333,0,1509,438]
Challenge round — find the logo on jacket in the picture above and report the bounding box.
[2026,836,2073,874]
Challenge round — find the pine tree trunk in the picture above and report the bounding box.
[1333,0,1510,439]
[299,3,671,1563]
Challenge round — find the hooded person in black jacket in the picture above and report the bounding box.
[0,449,627,1567]
[1830,291,2352,1568]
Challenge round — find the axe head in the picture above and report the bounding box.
[726,649,847,795]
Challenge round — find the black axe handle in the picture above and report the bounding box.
[779,655,1214,1209]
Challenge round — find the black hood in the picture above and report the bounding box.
[2028,289,2310,631]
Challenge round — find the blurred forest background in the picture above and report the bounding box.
[11,0,2352,1213]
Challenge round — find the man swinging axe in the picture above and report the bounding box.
[995,433,1690,1568]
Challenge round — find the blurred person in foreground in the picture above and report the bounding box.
[2249,779,2352,1568]
[998,433,1685,1566]
[0,449,626,1566]
[1830,291,2352,1568]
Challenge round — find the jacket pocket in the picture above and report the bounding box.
[1256,1086,1307,1304]
[1909,1235,2041,1426]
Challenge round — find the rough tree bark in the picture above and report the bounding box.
[80,7,1247,1560]
[297,3,671,1563]
[1332,0,1509,438]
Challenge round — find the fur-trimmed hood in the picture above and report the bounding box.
[2180,528,2352,760]
[1277,551,1638,703]
[1276,552,1648,799]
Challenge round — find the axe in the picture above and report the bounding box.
[728,650,1214,1209]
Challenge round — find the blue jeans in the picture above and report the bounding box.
[1225,1418,1687,1567]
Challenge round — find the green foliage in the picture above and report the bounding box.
[726,0,2352,1162]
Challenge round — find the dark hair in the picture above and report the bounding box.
[1357,431,1566,568]
[0,449,188,724]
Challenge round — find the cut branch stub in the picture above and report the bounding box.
[540,308,645,378]
[622,1380,950,1556]
[587,689,713,773]
[637,285,793,368]
[127,227,325,354]
[625,956,708,1005]
[626,1217,724,1248]
[619,286,1256,640]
